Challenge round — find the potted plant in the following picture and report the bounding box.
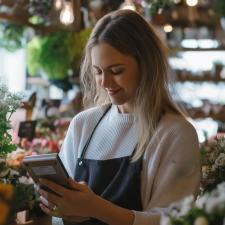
[27,29,91,91]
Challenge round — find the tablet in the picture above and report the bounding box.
[23,153,69,188]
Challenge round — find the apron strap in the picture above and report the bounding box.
[80,104,112,160]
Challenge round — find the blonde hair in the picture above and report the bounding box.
[80,9,184,161]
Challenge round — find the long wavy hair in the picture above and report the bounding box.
[80,9,184,161]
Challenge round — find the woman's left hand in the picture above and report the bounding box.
[37,178,97,220]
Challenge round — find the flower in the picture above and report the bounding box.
[215,153,225,167]
[194,216,209,225]
[200,136,225,193]
[161,182,225,225]
[0,83,23,155]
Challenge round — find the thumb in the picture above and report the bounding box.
[67,178,87,192]
[79,181,87,186]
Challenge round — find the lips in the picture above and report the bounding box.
[106,88,121,96]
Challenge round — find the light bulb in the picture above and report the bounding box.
[60,1,74,25]
[54,0,63,10]
[164,24,173,33]
[186,0,198,7]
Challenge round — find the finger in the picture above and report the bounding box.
[40,203,60,218]
[39,196,55,210]
[39,188,61,204]
[67,178,88,192]
[39,178,67,196]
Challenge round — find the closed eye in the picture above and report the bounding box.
[110,67,125,75]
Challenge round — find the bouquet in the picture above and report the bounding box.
[200,136,225,193]
[160,182,225,225]
[0,149,37,215]
[0,84,39,221]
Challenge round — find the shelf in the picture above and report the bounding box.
[175,70,225,82]
[170,47,225,52]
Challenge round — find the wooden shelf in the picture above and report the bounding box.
[170,47,225,52]
[175,70,225,83]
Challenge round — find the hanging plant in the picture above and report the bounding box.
[27,29,91,82]
[144,0,174,15]
[0,22,26,52]
[215,0,225,17]
[28,0,53,24]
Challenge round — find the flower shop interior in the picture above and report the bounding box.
[0,0,225,225]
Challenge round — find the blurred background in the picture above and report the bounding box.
[0,0,225,224]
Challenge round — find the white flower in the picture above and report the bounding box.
[205,195,225,213]
[179,195,194,216]
[194,216,209,225]
[18,176,34,185]
[215,153,225,167]
[9,169,20,176]
[166,195,194,218]
[160,215,171,225]
[196,194,209,209]
[217,182,225,193]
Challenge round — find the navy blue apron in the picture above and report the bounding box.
[68,105,142,225]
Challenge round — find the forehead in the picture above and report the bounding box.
[91,42,135,67]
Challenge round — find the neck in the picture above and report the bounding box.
[117,104,133,114]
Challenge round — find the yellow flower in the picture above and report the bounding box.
[0,202,9,225]
[194,216,209,225]
[0,184,13,201]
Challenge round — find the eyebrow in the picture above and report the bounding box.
[92,64,125,69]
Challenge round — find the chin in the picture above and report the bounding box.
[110,98,126,106]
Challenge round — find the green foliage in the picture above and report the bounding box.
[145,0,174,15]
[0,22,25,52]
[27,29,91,80]
[0,84,22,155]
[12,183,36,212]
[215,0,225,17]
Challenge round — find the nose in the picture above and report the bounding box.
[100,73,112,88]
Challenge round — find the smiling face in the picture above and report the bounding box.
[91,42,140,113]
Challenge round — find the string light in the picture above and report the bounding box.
[60,1,74,25]
[164,24,173,33]
[186,0,198,7]
[54,0,63,10]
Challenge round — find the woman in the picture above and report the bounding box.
[38,9,200,225]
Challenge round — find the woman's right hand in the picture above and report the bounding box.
[35,182,90,222]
